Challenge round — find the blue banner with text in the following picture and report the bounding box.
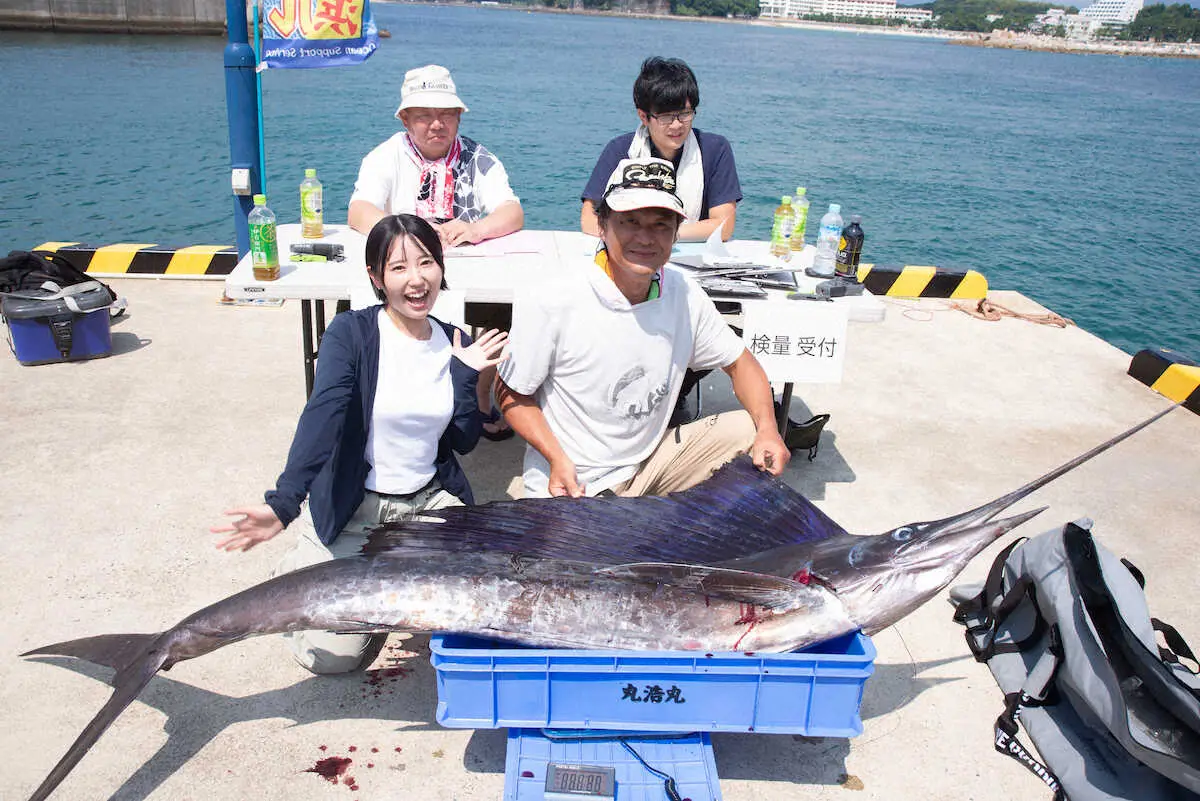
[261,0,378,69]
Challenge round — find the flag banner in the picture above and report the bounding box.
[261,0,378,69]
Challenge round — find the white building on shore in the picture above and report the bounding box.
[1079,0,1144,25]
[760,0,934,24]
[1054,0,1143,39]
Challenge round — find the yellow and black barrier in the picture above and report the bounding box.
[34,242,238,277]
[857,263,988,299]
[1128,348,1200,415]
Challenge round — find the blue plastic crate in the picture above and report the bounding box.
[430,631,875,736]
[504,729,721,801]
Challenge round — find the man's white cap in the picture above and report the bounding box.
[602,157,685,217]
[394,64,468,118]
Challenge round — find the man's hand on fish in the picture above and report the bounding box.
[211,504,285,552]
[750,427,790,476]
[548,456,585,498]
[452,327,509,372]
[435,219,480,248]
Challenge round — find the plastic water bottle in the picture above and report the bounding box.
[300,168,324,239]
[248,194,280,281]
[770,196,795,260]
[836,215,865,281]
[789,187,810,252]
[811,203,843,278]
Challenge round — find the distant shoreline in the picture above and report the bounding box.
[951,31,1200,59]
[415,1,959,40]
[396,1,1200,59]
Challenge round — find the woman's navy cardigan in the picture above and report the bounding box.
[265,306,482,544]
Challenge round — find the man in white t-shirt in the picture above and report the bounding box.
[348,64,524,248]
[496,157,789,498]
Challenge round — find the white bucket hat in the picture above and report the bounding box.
[601,157,685,217]
[394,64,469,118]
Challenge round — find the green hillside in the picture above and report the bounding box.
[908,0,1079,31]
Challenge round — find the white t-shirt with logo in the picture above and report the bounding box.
[365,311,454,494]
[350,133,519,222]
[499,260,744,497]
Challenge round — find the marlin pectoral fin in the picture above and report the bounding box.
[596,562,810,609]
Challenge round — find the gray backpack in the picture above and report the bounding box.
[951,521,1200,800]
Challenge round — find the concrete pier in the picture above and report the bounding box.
[0,0,225,34]
[3,278,1197,800]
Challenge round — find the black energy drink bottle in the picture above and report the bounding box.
[835,215,864,281]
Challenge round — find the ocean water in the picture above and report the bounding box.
[0,5,1197,356]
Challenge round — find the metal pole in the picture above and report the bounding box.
[223,0,263,258]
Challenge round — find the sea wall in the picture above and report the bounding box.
[0,0,226,34]
[951,30,1200,59]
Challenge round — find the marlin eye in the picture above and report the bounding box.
[892,526,914,542]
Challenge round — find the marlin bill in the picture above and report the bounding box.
[19,404,1177,801]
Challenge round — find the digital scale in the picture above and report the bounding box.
[543,763,617,801]
[504,729,721,801]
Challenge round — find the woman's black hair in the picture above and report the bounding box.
[632,57,699,115]
[364,213,448,303]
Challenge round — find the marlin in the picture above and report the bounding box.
[21,405,1175,801]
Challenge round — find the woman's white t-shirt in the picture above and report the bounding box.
[365,311,454,494]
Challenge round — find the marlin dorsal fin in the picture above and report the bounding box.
[365,455,849,565]
[595,562,811,609]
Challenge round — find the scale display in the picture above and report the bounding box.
[543,762,617,800]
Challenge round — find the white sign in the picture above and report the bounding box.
[741,300,848,384]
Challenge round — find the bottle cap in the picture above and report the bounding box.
[795,187,807,196]
[305,168,317,178]
[782,196,792,204]
[253,194,266,205]
[829,203,841,214]
[851,214,862,223]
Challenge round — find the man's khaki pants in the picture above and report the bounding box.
[614,409,757,497]
[274,483,460,674]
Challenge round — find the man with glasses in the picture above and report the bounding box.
[498,157,788,499]
[580,57,741,242]
[349,64,524,248]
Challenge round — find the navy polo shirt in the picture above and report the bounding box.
[581,129,743,219]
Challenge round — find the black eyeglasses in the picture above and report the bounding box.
[603,162,678,201]
[648,108,696,125]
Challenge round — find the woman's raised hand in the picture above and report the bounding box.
[452,328,509,372]
[211,503,284,552]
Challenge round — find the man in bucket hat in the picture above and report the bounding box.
[496,157,788,499]
[348,64,524,248]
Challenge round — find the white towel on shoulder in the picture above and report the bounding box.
[628,126,703,223]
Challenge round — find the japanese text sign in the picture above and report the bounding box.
[261,0,378,69]
[741,300,848,384]
[620,683,687,705]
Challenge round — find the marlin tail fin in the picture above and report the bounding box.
[23,632,169,801]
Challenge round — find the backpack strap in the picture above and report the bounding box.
[953,537,1026,624]
[1,280,109,312]
[1153,619,1200,675]
[1119,555,1198,676]
[991,629,1066,798]
[994,690,1066,799]
[954,538,1046,663]
[1121,557,1147,589]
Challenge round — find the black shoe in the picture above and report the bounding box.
[481,407,515,442]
